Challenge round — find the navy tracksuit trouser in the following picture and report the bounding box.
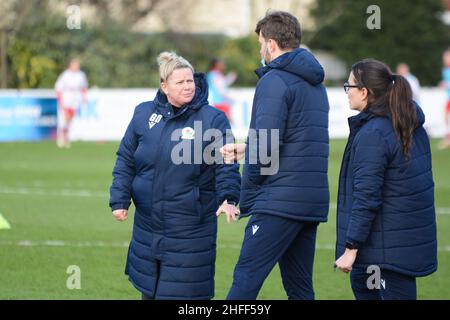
[350,267,417,300]
[227,214,319,300]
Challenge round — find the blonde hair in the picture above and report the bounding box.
[157,51,194,83]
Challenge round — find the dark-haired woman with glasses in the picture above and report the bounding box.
[334,59,437,300]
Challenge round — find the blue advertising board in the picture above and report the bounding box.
[0,97,57,141]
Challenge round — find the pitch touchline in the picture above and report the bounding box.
[1,187,450,214]
[0,187,107,198]
[0,240,449,252]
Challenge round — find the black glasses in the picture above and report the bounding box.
[343,82,361,94]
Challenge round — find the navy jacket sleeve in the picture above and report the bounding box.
[347,130,388,244]
[212,113,241,205]
[247,74,288,185]
[109,111,138,211]
[347,129,388,245]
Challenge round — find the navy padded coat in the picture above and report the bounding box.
[239,48,330,222]
[109,73,241,299]
[335,105,437,277]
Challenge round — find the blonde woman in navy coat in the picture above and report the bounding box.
[109,52,241,300]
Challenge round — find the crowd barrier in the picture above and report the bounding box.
[0,88,447,141]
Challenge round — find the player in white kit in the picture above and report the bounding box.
[55,58,88,148]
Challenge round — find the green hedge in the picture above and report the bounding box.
[7,1,449,88]
[7,8,261,89]
[308,0,450,86]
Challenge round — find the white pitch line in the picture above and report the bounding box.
[1,187,450,214]
[0,240,449,252]
[437,208,450,215]
[0,240,129,248]
[0,187,107,198]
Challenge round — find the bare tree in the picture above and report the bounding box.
[155,0,197,33]
[302,0,345,44]
[81,0,163,26]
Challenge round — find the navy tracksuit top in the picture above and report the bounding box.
[109,73,241,299]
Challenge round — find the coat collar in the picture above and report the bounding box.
[255,48,324,85]
[154,72,209,118]
[348,102,425,132]
[348,110,376,132]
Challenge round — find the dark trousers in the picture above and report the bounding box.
[141,293,153,300]
[227,214,318,300]
[350,267,417,300]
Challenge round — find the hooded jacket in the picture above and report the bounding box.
[239,48,330,222]
[335,105,437,277]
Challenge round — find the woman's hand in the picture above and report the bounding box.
[335,249,358,273]
[216,200,240,224]
[220,143,246,164]
[112,209,128,222]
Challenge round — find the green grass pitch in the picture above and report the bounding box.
[0,139,448,299]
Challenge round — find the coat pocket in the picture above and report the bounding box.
[193,186,203,221]
[131,175,153,208]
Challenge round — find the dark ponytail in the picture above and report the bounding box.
[388,74,417,158]
[351,59,417,158]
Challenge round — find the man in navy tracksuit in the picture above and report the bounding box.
[223,11,330,300]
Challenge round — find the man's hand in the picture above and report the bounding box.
[112,209,128,222]
[220,143,246,164]
[216,200,240,224]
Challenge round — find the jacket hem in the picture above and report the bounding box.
[239,210,328,223]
